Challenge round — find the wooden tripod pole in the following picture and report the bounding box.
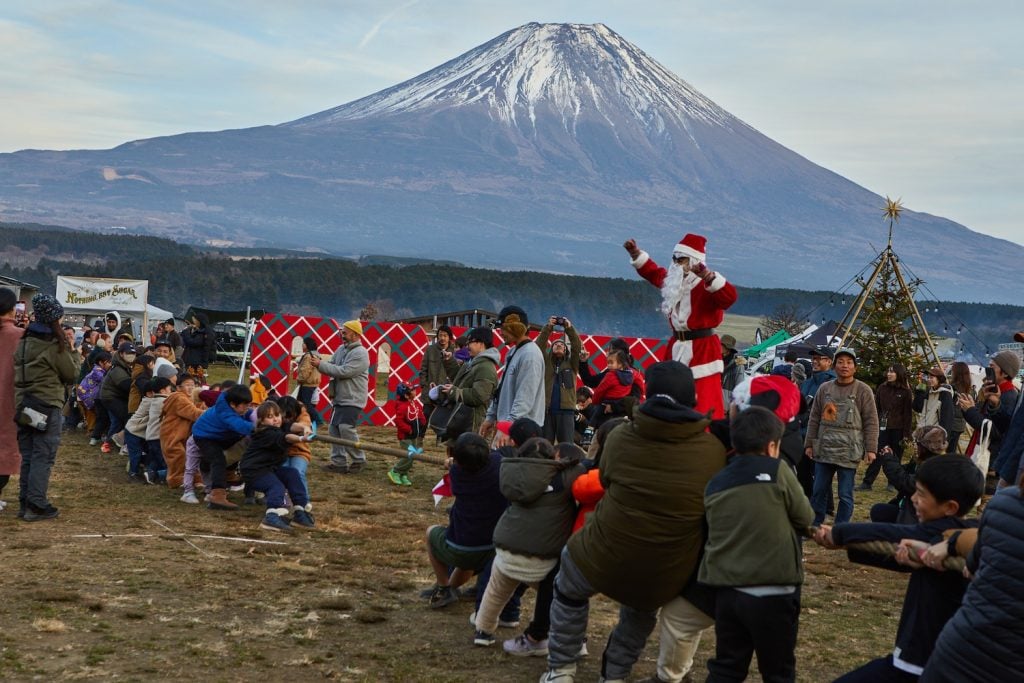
[891,258,942,370]
[314,433,448,466]
[836,251,887,349]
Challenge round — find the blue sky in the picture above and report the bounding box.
[2,1,1021,246]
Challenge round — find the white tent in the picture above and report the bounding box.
[56,276,158,340]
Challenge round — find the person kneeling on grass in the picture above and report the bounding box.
[472,438,584,647]
[423,432,506,609]
[814,455,984,682]
[240,400,315,532]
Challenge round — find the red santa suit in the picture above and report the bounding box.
[631,233,738,419]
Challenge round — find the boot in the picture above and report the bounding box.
[206,488,238,510]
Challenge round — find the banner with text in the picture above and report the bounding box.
[56,276,149,313]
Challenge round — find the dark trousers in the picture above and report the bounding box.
[474,556,524,623]
[90,399,110,441]
[707,587,800,683]
[0,474,8,495]
[145,439,166,474]
[297,385,323,425]
[834,655,920,682]
[544,410,575,444]
[863,428,905,485]
[946,431,962,454]
[524,562,560,642]
[126,431,148,475]
[870,503,900,523]
[195,437,242,489]
[18,405,63,511]
[105,399,129,440]
[247,468,309,509]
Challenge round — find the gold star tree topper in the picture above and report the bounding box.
[883,196,903,222]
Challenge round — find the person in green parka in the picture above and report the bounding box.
[438,327,500,437]
[14,293,80,521]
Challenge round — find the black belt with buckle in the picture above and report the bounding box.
[673,328,714,341]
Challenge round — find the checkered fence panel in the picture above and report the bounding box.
[251,315,665,426]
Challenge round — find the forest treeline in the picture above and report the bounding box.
[1,222,1020,352]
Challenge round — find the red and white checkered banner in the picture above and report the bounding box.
[250,313,667,426]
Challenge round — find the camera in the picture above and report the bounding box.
[17,406,49,431]
[554,316,566,326]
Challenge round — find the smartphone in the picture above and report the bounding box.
[691,262,708,277]
[15,301,26,314]
[985,367,996,383]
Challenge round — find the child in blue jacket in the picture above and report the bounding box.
[192,384,253,511]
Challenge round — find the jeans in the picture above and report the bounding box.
[812,461,856,525]
[329,405,365,467]
[105,399,129,441]
[284,456,310,501]
[247,468,310,509]
[18,405,63,510]
[125,431,148,475]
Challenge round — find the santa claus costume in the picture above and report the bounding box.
[630,233,738,419]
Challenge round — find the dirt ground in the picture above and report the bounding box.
[1,390,918,681]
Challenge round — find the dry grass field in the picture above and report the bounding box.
[0,369,923,682]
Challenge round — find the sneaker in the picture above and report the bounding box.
[503,634,549,657]
[243,496,258,505]
[24,505,60,522]
[469,611,520,629]
[100,442,112,454]
[259,512,293,533]
[292,509,315,529]
[578,636,589,657]
[127,472,147,484]
[228,483,245,492]
[119,446,128,457]
[386,470,403,486]
[855,483,872,491]
[419,584,439,599]
[539,665,576,683]
[180,491,200,504]
[460,583,478,600]
[347,460,365,474]
[428,585,460,609]
[400,474,412,487]
[322,463,350,474]
[143,471,157,485]
[112,431,125,448]
[473,630,496,647]
[89,438,99,446]
[0,500,6,510]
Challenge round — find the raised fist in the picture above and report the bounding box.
[623,238,640,259]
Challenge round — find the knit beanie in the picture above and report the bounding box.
[31,293,64,324]
[343,320,363,336]
[913,425,948,454]
[465,327,494,348]
[501,313,527,339]
[790,361,807,385]
[644,361,696,407]
[155,363,178,380]
[992,350,1021,380]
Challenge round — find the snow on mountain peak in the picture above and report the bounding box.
[287,23,739,136]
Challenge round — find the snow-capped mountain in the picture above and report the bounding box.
[0,22,1020,303]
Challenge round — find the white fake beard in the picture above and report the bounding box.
[660,261,688,315]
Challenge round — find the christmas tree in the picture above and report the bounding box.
[836,198,940,386]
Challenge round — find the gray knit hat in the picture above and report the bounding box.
[992,351,1021,380]
[156,363,178,380]
[31,293,64,324]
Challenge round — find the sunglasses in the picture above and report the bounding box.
[671,255,689,264]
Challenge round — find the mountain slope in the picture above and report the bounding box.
[0,22,1019,303]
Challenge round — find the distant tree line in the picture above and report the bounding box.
[1,223,1019,352]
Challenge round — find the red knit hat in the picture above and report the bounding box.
[672,233,707,262]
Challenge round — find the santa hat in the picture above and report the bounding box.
[731,375,802,424]
[672,233,707,263]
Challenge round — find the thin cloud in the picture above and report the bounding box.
[359,0,421,49]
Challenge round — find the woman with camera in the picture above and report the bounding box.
[13,293,80,521]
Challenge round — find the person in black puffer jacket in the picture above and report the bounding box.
[919,483,1024,682]
[181,312,215,385]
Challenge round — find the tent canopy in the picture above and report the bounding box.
[742,330,790,358]
[183,306,266,325]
